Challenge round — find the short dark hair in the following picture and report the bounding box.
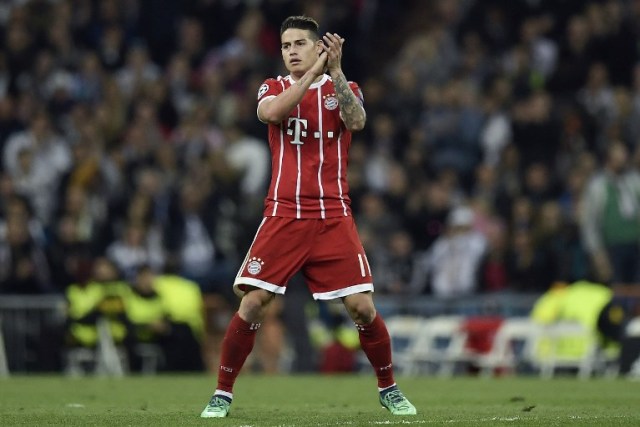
[280,15,319,40]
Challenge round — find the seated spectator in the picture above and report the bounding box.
[505,226,557,293]
[47,214,94,291]
[55,185,105,250]
[374,230,420,295]
[0,213,52,294]
[164,179,232,295]
[478,221,509,293]
[126,266,204,372]
[405,180,452,252]
[413,205,487,297]
[2,109,71,224]
[530,279,631,362]
[106,220,165,281]
[0,193,47,245]
[64,257,132,355]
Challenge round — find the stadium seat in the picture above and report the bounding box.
[475,317,542,377]
[383,315,427,375]
[65,317,128,376]
[537,321,599,379]
[622,317,640,378]
[134,343,164,375]
[411,316,470,376]
[626,317,640,337]
[65,347,99,376]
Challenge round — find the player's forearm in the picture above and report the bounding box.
[259,70,319,123]
[331,70,366,131]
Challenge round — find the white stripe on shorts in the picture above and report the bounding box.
[357,254,366,277]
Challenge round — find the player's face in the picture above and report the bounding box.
[281,28,321,75]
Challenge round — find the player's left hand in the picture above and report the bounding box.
[322,32,344,73]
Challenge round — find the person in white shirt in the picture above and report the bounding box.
[412,205,487,297]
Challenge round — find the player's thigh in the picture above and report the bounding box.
[235,217,318,295]
[304,217,374,299]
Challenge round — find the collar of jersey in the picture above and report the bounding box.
[287,74,329,89]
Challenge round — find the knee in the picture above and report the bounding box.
[239,289,274,322]
[345,296,376,325]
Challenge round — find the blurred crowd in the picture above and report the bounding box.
[2,0,640,305]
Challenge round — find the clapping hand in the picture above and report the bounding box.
[322,32,344,74]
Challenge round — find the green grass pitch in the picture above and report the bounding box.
[1,374,639,426]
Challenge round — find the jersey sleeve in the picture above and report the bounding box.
[348,81,364,106]
[257,78,284,123]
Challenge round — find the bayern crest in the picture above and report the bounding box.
[324,95,339,110]
[247,257,264,275]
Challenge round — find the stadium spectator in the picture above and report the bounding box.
[126,266,204,372]
[512,90,561,170]
[0,203,51,294]
[505,226,557,293]
[47,213,93,291]
[480,84,512,167]
[105,220,164,282]
[64,257,133,373]
[420,78,483,181]
[357,192,402,258]
[530,279,631,364]
[55,185,105,251]
[580,141,640,283]
[578,62,617,151]
[3,109,71,223]
[413,205,487,297]
[373,230,420,295]
[404,179,451,252]
[222,121,270,205]
[115,44,160,102]
[478,220,510,293]
[164,178,232,296]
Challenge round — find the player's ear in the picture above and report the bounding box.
[316,39,324,55]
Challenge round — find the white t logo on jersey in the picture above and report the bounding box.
[287,117,308,145]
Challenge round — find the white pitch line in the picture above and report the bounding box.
[230,414,631,427]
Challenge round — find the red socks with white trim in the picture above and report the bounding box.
[356,313,395,389]
[216,312,261,394]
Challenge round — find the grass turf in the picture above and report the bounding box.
[1,374,639,426]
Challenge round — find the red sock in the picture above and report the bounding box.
[216,312,260,393]
[356,313,395,389]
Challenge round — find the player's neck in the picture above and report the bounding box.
[290,72,325,84]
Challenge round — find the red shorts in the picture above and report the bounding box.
[234,216,374,300]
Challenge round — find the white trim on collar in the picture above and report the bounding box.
[286,74,328,89]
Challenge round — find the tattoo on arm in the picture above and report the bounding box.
[333,73,365,130]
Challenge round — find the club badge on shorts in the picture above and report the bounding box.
[247,257,265,275]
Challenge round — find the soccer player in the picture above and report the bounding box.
[200,15,417,418]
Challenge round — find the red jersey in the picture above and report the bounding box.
[256,74,363,219]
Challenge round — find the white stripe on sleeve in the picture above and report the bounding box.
[337,131,348,216]
[317,87,326,218]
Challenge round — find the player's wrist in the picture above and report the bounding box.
[328,67,343,78]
